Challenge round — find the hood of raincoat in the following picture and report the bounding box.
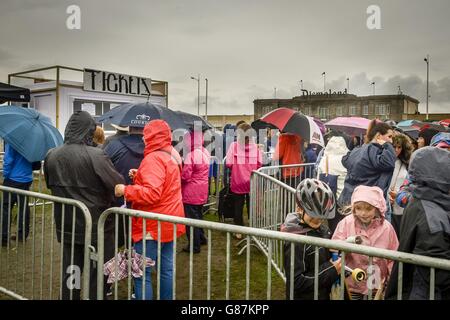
[324,136,349,157]
[117,135,145,157]
[184,130,204,152]
[351,185,387,216]
[64,111,96,145]
[143,119,172,156]
[408,146,450,209]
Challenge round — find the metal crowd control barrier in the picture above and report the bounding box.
[248,170,297,280]
[241,164,315,276]
[203,156,222,215]
[96,206,450,300]
[257,162,317,188]
[0,186,92,300]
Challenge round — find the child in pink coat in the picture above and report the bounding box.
[181,130,211,253]
[332,185,399,299]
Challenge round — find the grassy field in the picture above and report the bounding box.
[0,178,286,300]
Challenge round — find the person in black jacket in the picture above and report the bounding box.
[281,178,341,300]
[385,147,450,300]
[44,111,124,300]
[103,126,145,249]
[339,120,396,207]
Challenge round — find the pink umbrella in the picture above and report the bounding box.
[313,117,326,135]
[325,117,371,136]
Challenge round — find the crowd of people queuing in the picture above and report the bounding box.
[282,120,450,300]
[1,109,449,300]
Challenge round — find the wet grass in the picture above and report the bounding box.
[1,180,286,300]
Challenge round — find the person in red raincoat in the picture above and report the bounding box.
[115,119,185,300]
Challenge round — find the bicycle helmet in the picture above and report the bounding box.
[295,178,336,219]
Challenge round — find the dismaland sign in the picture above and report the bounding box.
[301,88,348,97]
[83,68,152,97]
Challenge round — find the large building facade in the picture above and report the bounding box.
[254,90,420,122]
[207,114,254,130]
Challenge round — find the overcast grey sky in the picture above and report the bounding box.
[1,0,449,115]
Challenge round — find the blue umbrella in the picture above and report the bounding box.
[97,102,187,131]
[0,106,63,162]
[397,120,421,127]
[175,110,214,131]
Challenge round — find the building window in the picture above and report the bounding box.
[363,105,369,115]
[262,105,272,115]
[319,107,328,119]
[349,105,357,116]
[336,106,343,116]
[73,99,123,131]
[375,104,390,115]
[303,106,311,115]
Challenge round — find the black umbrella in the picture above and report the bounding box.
[0,82,30,104]
[175,110,214,131]
[97,102,187,131]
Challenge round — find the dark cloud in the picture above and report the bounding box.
[0,0,449,114]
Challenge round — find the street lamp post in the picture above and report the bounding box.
[205,78,208,120]
[322,72,326,91]
[371,81,375,95]
[424,55,429,120]
[190,74,200,116]
[346,77,350,92]
[274,87,277,98]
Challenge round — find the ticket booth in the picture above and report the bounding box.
[8,66,169,135]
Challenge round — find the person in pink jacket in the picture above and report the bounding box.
[226,123,262,239]
[181,130,211,253]
[332,185,399,300]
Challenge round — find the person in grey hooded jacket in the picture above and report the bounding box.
[44,111,124,300]
[385,147,450,300]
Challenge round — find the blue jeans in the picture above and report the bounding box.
[133,240,174,300]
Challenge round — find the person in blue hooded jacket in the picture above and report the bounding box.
[1,143,37,245]
[103,126,145,249]
[338,120,396,207]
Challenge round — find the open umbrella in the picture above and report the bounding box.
[0,106,63,162]
[97,102,187,131]
[395,126,419,140]
[251,107,324,146]
[313,117,326,135]
[439,119,450,128]
[175,110,214,131]
[397,119,422,127]
[324,117,371,136]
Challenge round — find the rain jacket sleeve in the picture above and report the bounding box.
[124,153,165,206]
[284,243,339,295]
[225,142,236,169]
[369,143,396,171]
[396,175,412,208]
[331,218,348,241]
[181,155,194,182]
[91,151,125,192]
[2,144,14,179]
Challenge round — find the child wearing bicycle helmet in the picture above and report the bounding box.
[332,185,399,300]
[281,178,341,300]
